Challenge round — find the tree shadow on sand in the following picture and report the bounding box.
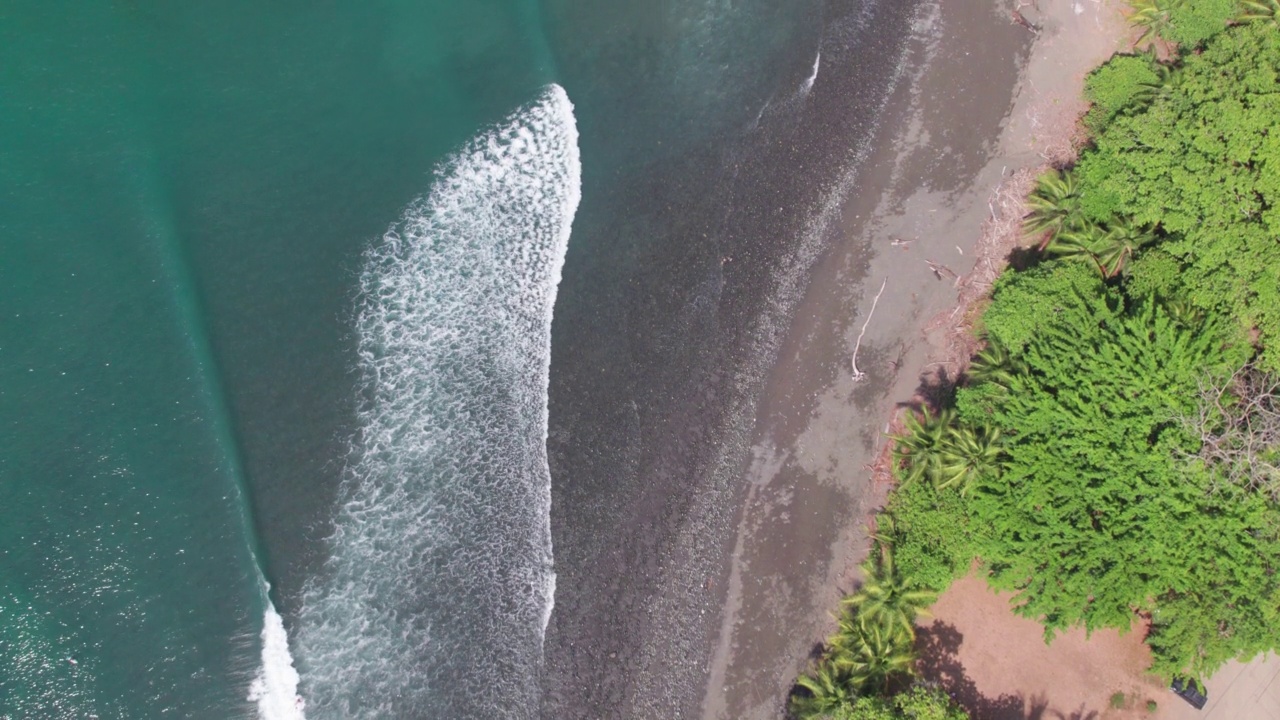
[897,366,960,417]
[915,621,1100,720]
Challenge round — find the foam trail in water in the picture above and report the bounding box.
[801,51,821,95]
[249,596,305,720]
[293,85,580,719]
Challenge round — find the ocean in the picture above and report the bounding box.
[0,0,916,717]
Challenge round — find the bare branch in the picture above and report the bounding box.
[925,259,958,281]
[1173,363,1280,500]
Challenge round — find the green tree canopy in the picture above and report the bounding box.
[1075,23,1280,368]
[960,261,1279,678]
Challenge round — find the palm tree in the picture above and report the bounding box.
[1129,0,1182,48]
[891,407,953,484]
[838,618,917,694]
[936,424,1003,494]
[968,338,1024,389]
[1131,51,1178,106]
[1132,75,1173,108]
[790,661,856,719]
[843,540,937,640]
[1090,218,1157,277]
[1164,297,1204,327]
[1050,217,1156,278]
[1238,0,1280,25]
[1043,220,1100,259]
[1023,169,1085,246]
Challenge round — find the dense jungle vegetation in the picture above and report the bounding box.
[792,6,1279,718]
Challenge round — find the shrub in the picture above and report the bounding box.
[1083,53,1162,134]
[1122,248,1182,299]
[978,261,1104,353]
[1165,0,1236,46]
[843,685,969,720]
[885,479,978,592]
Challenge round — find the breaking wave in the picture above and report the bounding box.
[801,51,820,95]
[249,594,305,720]
[292,85,580,718]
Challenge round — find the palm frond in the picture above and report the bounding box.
[1237,0,1280,23]
[1023,169,1085,245]
[935,425,1004,494]
[969,338,1025,388]
[890,407,953,484]
[1128,0,1183,48]
[843,541,938,640]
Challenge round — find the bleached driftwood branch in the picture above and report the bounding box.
[851,278,888,382]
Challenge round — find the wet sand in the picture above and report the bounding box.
[540,1,926,716]
[700,0,1126,717]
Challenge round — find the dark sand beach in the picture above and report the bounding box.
[703,0,1126,718]
[541,1,922,716]
[541,0,1125,718]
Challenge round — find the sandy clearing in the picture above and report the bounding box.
[920,574,1163,720]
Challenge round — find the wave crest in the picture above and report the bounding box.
[293,85,580,718]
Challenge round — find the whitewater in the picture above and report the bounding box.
[289,85,580,718]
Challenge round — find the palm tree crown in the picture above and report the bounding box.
[791,662,856,718]
[842,540,937,640]
[1128,0,1182,48]
[968,338,1024,389]
[935,424,1003,494]
[891,407,952,484]
[893,408,1004,494]
[1023,169,1086,246]
[1050,218,1156,277]
[833,619,916,695]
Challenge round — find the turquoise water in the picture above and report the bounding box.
[2,0,862,717]
[1,5,270,716]
[3,2,554,716]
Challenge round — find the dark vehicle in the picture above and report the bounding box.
[1171,677,1208,709]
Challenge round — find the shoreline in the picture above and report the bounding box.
[539,1,929,716]
[699,1,1126,717]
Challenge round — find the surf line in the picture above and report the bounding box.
[138,180,307,720]
[290,84,579,718]
[248,584,305,719]
[801,50,821,95]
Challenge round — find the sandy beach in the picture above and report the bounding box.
[700,0,1127,717]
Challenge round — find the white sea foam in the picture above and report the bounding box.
[248,599,305,720]
[800,51,821,95]
[293,85,579,718]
